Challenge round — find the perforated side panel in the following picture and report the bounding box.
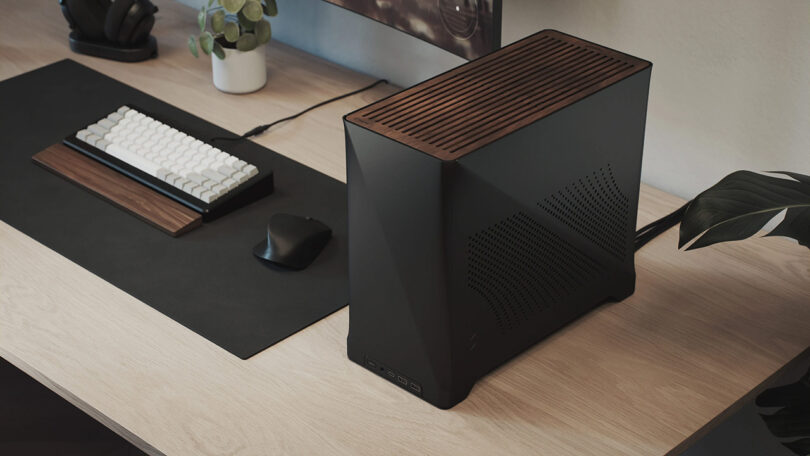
[467,211,601,334]
[538,165,630,260]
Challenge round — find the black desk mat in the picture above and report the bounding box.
[0,59,348,359]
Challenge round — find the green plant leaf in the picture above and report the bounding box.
[679,171,810,250]
[223,21,240,42]
[213,41,226,60]
[242,0,263,21]
[237,10,256,31]
[211,10,226,33]
[219,0,246,13]
[198,6,207,32]
[263,0,278,16]
[236,33,258,52]
[208,0,216,7]
[255,19,271,44]
[198,31,215,55]
[188,35,199,58]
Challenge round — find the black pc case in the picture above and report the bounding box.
[344,30,652,409]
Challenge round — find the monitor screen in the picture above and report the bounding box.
[322,0,502,60]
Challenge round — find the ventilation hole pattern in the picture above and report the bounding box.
[538,165,630,260]
[467,211,601,334]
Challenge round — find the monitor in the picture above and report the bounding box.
[321,0,502,60]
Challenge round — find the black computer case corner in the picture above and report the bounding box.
[344,30,652,409]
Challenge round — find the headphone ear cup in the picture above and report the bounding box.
[116,0,155,45]
[60,0,79,30]
[127,13,155,45]
[104,0,136,44]
[64,0,111,41]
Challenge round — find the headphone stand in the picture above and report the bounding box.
[68,31,157,62]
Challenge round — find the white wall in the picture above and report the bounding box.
[178,0,810,199]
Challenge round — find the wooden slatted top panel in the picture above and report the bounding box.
[346,30,651,161]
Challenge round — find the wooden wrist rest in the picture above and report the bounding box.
[32,143,202,237]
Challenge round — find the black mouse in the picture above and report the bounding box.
[253,213,332,270]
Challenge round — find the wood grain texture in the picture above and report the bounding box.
[2,2,810,456]
[346,29,650,160]
[33,143,202,237]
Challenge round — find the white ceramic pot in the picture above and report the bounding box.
[211,44,267,94]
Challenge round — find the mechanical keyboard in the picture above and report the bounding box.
[64,105,274,220]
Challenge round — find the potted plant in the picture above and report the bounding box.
[188,0,278,94]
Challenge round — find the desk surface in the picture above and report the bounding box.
[2,2,810,456]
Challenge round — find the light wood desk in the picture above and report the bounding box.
[2,2,809,455]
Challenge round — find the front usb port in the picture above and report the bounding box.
[409,382,422,394]
[396,375,408,385]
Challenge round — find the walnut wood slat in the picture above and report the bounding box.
[32,143,202,237]
[346,30,651,160]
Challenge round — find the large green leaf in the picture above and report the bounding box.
[679,171,810,250]
[766,206,810,248]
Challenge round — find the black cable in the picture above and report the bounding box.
[210,79,389,142]
[633,201,691,252]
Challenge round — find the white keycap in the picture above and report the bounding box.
[244,165,258,177]
[218,165,236,176]
[107,144,160,176]
[202,169,227,183]
[222,178,237,191]
[233,171,249,183]
[76,129,91,141]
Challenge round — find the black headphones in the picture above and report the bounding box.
[60,0,158,46]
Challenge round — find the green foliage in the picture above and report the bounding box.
[188,35,199,58]
[197,6,207,32]
[199,31,214,55]
[213,41,226,60]
[211,10,226,33]
[237,10,255,32]
[255,19,271,44]
[223,21,240,42]
[236,33,257,52]
[263,0,278,17]
[188,0,278,60]
[242,0,263,21]
[220,0,246,13]
[679,171,810,250]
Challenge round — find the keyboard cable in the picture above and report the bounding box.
[210,78,389,142]
[633,201,691,252]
